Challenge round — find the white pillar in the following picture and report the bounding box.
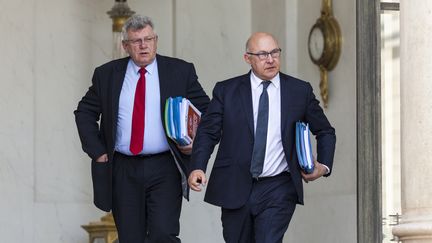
[392,1,432,242]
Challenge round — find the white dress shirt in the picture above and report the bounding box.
[250,71,289,177]
[115,58,170,155]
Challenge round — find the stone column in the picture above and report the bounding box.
[392,1,432,242]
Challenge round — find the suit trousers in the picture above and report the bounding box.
[221,172,297,243]
[112,152,182,243]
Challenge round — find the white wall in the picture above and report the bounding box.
[0,0,356,242]
[285,0,357,242]
[0,0,109,242]
[175,0,252,92]
[0,0,36,241]
[174,1,251,242]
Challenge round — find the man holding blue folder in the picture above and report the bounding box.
[188,32,336,243]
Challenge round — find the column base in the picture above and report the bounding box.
[393,220,432,242]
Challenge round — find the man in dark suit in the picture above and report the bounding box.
[188,32,336,243]
[74,15,209,243]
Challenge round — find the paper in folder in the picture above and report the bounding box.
[164,96,201,146]
[295,121,314,174]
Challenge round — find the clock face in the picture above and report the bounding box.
[308,26,325,62]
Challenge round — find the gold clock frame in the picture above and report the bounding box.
[308,0,341,108]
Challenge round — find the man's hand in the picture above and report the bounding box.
[96,153,108,163]
[177,141,193,155]
[188,169,207,192]
[301,160,327,183]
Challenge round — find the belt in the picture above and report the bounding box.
[115,151,171,159]
[252,171,290,182]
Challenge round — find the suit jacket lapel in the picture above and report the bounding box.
[156,55,170,120]
[280,74,297,138]
[238,73,254,135]
[111,57,129,142]
[280,76,288,137]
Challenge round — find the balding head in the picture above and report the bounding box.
[245,32,279,52]
[244,32,281,81]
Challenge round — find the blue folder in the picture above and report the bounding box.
[164,96,194,146]
[295,121,314,174]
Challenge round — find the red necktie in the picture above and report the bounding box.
[130,67,147,155]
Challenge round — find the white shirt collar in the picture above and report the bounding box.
[130,57,157,75]
[250,71,280,90]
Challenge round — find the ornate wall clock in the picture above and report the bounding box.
[308,0,342,108]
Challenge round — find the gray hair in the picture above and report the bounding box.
[121,15,155,41]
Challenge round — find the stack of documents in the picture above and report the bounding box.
[295,121,314,174]
[164,97,201,146]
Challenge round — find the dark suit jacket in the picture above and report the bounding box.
[74,54,209,212]
[190,72,336,209]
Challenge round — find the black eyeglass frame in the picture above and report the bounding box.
[246,48,282,60]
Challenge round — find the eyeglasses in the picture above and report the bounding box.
[247,48,282,60]
[126,36,157,46]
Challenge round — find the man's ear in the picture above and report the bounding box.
[243,53,251,64]
[122,41,129,53]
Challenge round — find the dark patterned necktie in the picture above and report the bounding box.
[250,81,271,178]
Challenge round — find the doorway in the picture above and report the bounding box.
[357,0,400,242]
[380,1,400,242]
